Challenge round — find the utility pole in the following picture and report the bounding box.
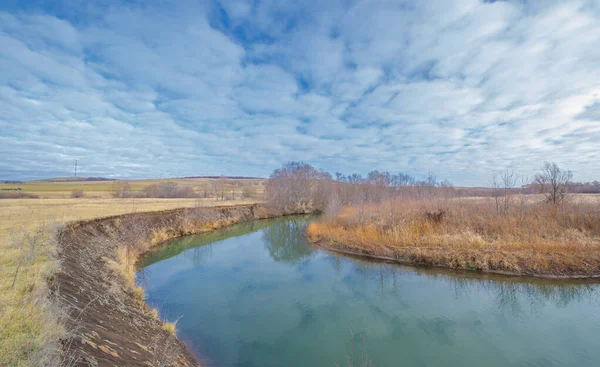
[74,159,78,177]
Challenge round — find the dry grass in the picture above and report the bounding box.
[0,192,259,367]
[0,223,66,367]
[0,177,265,199]
[161,322,177,336]
[308,194,600,277]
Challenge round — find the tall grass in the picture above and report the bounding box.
[0,198,260,366]
[0,225,65,366]
[308,196,600,276]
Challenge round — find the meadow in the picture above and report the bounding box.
[0,178,262,366]
[308,194,600,277]
[0,177,264,199]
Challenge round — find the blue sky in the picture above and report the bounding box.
[1,0,599,185]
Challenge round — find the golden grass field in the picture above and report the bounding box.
[308,194,600,277]
[0,178,262,366]
[0,177,264,199]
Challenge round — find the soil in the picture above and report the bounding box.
[52,204,281,366]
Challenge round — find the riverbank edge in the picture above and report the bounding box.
[53,204,305,366]
[310,241,600,279]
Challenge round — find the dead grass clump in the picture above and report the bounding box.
[162,321,177,335]
[308,196,600,277]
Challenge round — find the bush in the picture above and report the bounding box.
[242,184,258,199]
[142,182,197,198]
[0,192,40,199]
[71,189,85,198]
[111,181,132,198]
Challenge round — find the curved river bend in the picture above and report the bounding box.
[137,216,600,367]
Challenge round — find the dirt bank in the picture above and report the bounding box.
[53,204,285,366]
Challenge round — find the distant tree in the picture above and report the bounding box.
[142,182,196,198]
[534,162,572,204]
[199,183,211,198]
[111,181,131,198]
[242,183,258,199]
[491,173,502,215]
[211,176,229,201]
[500,170,519,214]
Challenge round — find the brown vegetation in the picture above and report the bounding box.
[308,196,600,277]
[259,161,600,277]
[0,191,40,199]
[265,162,332,214]
[70,189,85,198]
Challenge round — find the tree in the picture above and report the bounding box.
[490,173,502,215]
[211,176,229,201]
[242,183,258,199]
[534,162,572,204]
[111,181,131,198]
[500,170,518,214]
[265,162,330,213]
[199,183,210,198]
[491,170,520,215]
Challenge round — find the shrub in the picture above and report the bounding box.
[142,182,197,198]
[71,189,85,198]
[0,192,40,199]
[111,181,132,198]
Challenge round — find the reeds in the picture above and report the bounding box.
[308,195,600,276]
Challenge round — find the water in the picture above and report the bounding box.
[137,216,600,367]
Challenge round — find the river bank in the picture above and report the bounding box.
[53,204,298,366]
[307,197,600,278]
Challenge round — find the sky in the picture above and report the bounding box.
[1,0,599,185]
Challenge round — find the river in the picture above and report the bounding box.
[137,216,600,367]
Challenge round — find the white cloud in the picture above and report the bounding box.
[1,0,599,184]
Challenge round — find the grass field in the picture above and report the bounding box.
[308,194,600,277]
[0,178,262,366]
[0,177,265,199]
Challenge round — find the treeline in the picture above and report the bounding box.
[265,161,594,215]
[110,179,260,200]
[265,162,455,215]
[563,181,600,194]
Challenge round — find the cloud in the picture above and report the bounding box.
[0,0,599,185]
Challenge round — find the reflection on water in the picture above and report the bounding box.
[263,218,314,264]
[137,216,600,367]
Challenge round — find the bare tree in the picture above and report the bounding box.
[265,162,330,213]
[242,183,258,199]
[500,170,519,215]
[111,181,131,198]
[199,183,210,198]
[491,173,502,215]
[534,162,572,204]
[211,176,229,201]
